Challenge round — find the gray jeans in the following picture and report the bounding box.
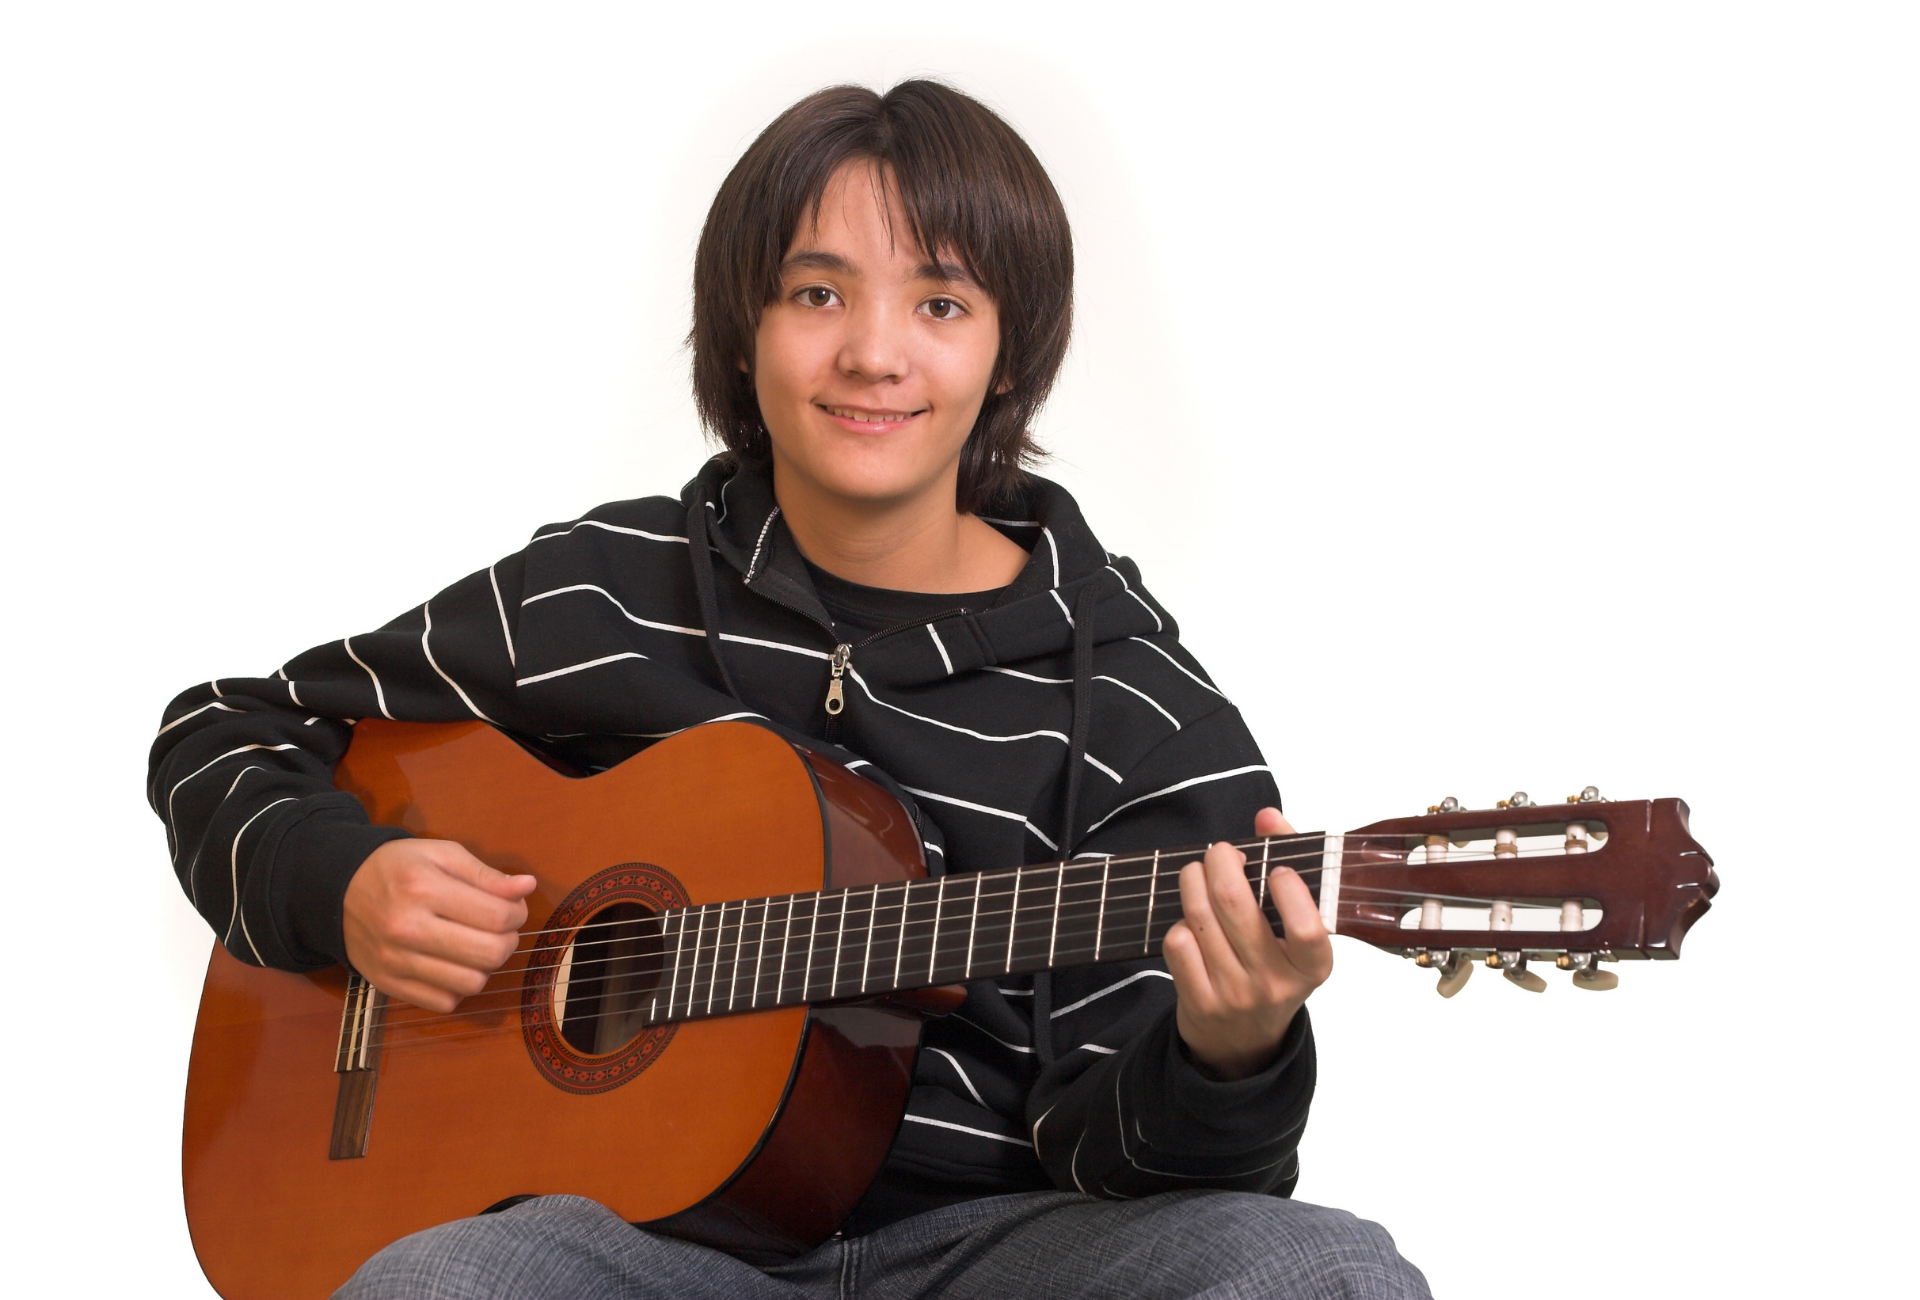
[334,1189,1430,1299]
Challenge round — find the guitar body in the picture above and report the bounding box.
[183,720,929,1299]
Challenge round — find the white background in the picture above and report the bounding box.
[3,3,1914,1295]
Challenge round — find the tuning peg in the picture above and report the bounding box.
[1557,952,1619,991]
[1495,791,1533,810]
[1566,786,1603,804]
[1434,953,1473,998]
[1425,796,1461,814]
[1491,950,1546,992]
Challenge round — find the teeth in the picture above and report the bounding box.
[826,407,918,423]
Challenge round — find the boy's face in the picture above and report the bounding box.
[753,160,1002,514]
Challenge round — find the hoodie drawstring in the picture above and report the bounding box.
[686,494,745,704]
[1032,582,1100,1067]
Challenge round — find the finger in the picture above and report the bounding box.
[392,911,524,974]
[407,860,531,935]
[424,840,538,900]
[1161,919,1216,1010]
[1268,868,1334,984]
[370,951,496,1012]
[1202,839,1285,973]
[1178,855,1251,984]
[1253,807,1296,838]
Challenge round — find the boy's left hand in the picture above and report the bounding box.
[1163,807,1334,1080]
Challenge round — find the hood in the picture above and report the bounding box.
[681,458,1174,690]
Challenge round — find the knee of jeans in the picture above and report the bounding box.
[332,1195,629,1300]
[1203,1194,1425,1293]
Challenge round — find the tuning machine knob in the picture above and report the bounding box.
[1421,949,1473,997]
[1564,785,1603,803]
[1557,951,1619,991]
[1489,950,1546,992]
[1425,796,1461,814]
[1495,792,1533,810]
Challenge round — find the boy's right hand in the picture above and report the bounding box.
[342,839,536,1012]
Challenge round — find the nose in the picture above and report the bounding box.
[836,299,910,384]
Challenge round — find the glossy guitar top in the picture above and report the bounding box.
[183,719,929,1299]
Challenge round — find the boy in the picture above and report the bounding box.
[152,79,1429,1298]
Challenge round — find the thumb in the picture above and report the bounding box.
[431,841,537,898]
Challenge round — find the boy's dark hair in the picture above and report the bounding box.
[690,80,1074,512]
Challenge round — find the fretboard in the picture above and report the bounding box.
[603,833,1332,1026]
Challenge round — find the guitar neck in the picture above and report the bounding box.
[630,833,1335,1025]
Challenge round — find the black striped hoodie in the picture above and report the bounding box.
[148,459,1315,1229]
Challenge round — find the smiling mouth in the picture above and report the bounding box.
[820,404,926,424]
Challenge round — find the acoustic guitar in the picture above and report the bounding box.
[182,719,1717,1298]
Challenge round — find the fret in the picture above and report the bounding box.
[829,888,850,998]
[725,900,743,1013]
[859,883,881,994]
[1051,860,1108,970]
[667,907,690,1020]
[707,902,727,1016]
[1143,851,1159,955]
[927,875,947,984]
[747,897,768,1009]
[691,904,712,1016]
[927,880,973,984]
[895,878,940,990]
[725,900,743,1011]
[1146,856,1183,948]
[1004,866,1023,971]
[1257,837,1271,911]
[1007,864,1059,974]
[1046,864,1064,967]
[963,868,1011,980]
[773,895,797,1005]
[964,871,983,978]
[647,936,661,1022]
[801,890,822,1001]
[739,901,759,1011]
[890,880,910,989]
[1094,856,1110,961]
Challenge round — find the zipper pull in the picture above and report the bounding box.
[825,643,851,715]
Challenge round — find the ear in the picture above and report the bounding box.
[737,357,750,374]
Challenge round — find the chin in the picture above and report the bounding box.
[781,432,959,507]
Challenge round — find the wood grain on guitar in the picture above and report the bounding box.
[181,720,1715,1298]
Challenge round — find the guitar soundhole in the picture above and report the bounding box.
[556,902,667,1055]
[521,862,685,1095]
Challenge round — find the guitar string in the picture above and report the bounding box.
[491,837,1596,947]
[490,832,1337,944]
[352,842,1557,1017]
[357,848,1604,1028]
[364,893,1598,1057]
[362,876,1590,1039]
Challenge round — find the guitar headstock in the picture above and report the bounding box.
[1329,790,1717,995]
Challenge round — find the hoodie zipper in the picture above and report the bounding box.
[736,568,974,737]
[824,643,851,716]
[819,607,978,740]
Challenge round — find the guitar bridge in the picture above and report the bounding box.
[329,971,387,1160]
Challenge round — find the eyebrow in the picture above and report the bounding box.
[779,249,979,288]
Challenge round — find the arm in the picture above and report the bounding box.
[1027,706,1324,1198]
[148,553,536,1004]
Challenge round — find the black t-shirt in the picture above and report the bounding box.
[805,560,1005,644]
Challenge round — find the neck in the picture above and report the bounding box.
[624,832,1333,1026]
[769,457,1025,593]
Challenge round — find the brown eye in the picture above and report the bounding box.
[925,298,956,319]
[803,287,835,307]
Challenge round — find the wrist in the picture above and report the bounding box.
[1178,1003,1301,1082]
